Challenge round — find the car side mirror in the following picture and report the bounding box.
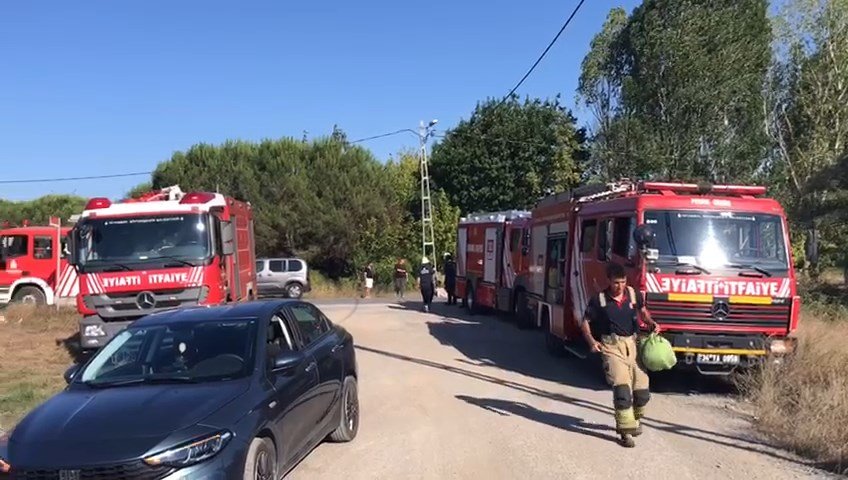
[271,350,306,373]
[521,246,529,256]
[64,364,81,384]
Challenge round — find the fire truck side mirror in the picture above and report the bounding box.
[221,220,235,256]
[521,246,529,256]
[67,229,79,266]
[633,224,655,248]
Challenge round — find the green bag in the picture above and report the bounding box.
[639,333,677,372]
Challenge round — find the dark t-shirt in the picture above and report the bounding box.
[584,288,645,337]
[418,263,435,288]
[444,260,457,280]
[394,263,408,279]
[364,266,374,279]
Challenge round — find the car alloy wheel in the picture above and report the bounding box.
[287,283,303,298]
[345,380,359,432]
[256,450,273,480]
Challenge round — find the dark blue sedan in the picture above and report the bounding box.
[0,299,359,479]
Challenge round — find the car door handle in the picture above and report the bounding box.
[331,344,344,354]
[305,361,317,373]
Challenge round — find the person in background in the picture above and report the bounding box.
[417,256,436,312]
[394,258,409,299]
[580,262,659,448]
[363,262,375,299]
[443,252,457,305]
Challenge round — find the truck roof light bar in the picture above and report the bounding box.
[85,198,112,210]
[180,192,217,204]
[639,181,767,197]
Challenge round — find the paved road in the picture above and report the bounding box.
[291,300,828,480]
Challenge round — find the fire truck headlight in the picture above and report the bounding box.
[768,338,797,355]
[84,325,106,337]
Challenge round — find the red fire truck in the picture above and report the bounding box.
[455,210,533,324]
[68,185,257,349]
[522,180,799,375]
[0,222,77,306]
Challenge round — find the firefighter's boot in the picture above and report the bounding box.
[631,406,645,437]
[619,433,636,448]
[614,408,640,436]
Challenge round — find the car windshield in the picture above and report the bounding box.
[644,210,789,271]
[75,213,212,271]
[78,319,256,386]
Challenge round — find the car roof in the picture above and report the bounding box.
[131,299,304,327]
[257,257,305,261]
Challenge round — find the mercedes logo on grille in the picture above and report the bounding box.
[712,301,730,320]
[136,291,156,310]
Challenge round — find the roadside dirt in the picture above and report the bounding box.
[291,301,832,480]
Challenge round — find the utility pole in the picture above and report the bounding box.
[418,119,438,269]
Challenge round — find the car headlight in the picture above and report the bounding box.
[143,431,232,467]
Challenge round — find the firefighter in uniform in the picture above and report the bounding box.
[580,262,660,448]
[443,253,458,305]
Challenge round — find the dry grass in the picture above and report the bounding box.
[738,299,848,474]
[305,271,403,299]
[0,305,78,432]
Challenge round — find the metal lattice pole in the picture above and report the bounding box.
[419,120,438,269]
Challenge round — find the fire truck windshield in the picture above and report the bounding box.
[644,210,789,272]
[75,213,212,271]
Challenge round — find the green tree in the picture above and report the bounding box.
[430,95,586,214]
[765,0,848,276]
[579,0,772,183]
[150,134,410,279]
[0,195,87,226]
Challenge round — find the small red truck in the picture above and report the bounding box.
[0,221,77,306]
[521,180,799,375]
[455,210,533,324]
[68,185,258,349]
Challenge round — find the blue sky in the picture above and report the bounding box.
[0,0,640,201]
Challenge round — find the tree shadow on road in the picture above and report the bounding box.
[389,300,608,392]
[390,300,745,397]
[355,344,815,470]
[456,395,619,445]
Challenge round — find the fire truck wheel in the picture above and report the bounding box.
[465,284,478,315]
[542,310,565,357]
[12,286,46,305]
[514,291,532,330]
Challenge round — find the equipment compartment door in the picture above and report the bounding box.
[484,227,497,284]
[457,227,468,277]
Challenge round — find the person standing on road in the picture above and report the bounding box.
[363,263,375,299]
[417,256,436,312]
[443,253,457,305]
[394,258,409,299]
[580,262,660,448]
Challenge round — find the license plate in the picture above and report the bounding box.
[696,353,740,365]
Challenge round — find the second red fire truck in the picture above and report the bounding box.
[68,185,258,350]
[520,180,799,375]
[455,210,534,325]
[0,221,77,306]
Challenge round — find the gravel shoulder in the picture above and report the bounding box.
[291,301,830,480]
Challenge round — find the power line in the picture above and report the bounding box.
[0,171,153,185]
[497,0,587,108]
[350,129,417,144]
